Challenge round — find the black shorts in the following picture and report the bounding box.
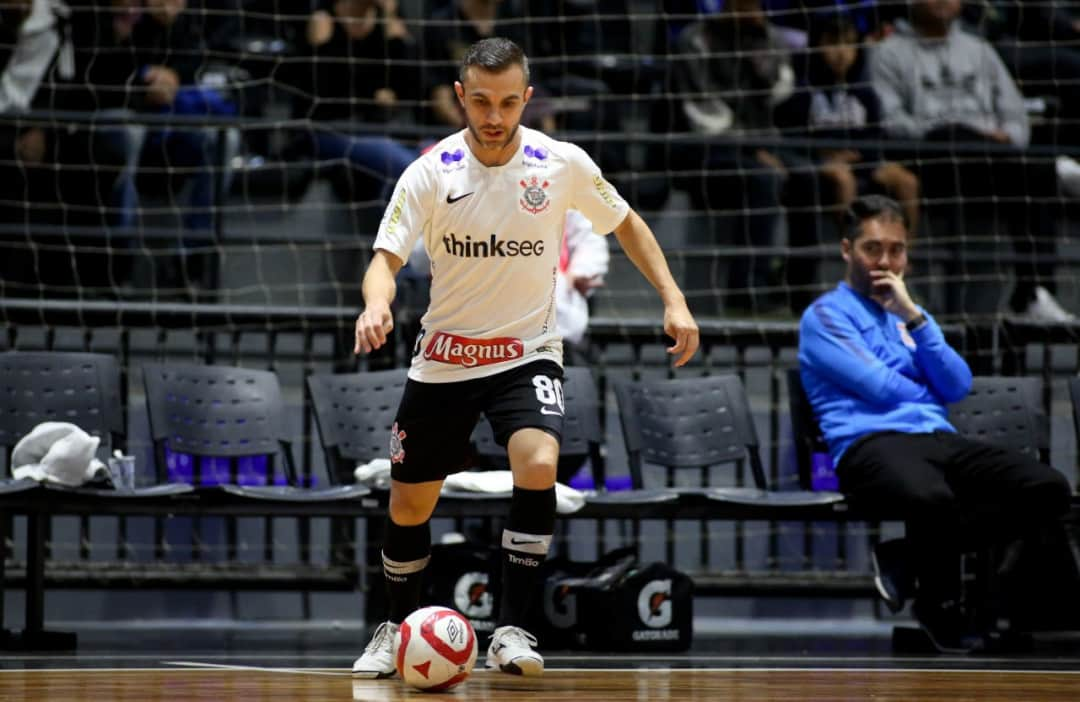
[389,360,565,484]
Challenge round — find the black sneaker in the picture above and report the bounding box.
[872,538,915,613]
[912,598,984,654]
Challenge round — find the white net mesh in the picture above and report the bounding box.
[0,0,1077,325]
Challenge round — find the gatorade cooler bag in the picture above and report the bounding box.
[579,559,693,651]
[540,548,693,652]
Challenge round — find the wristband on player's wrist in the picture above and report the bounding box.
[905,313,928,332]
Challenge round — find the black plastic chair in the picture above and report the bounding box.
[947,376,1047,460]
[306,367,409,485]
[0,351,194,650]
[0,351,122,461]
[786,367,829,492]
[612,374,844,509]
[0,351,191,499]
[143,363,368,503]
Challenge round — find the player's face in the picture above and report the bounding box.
[455,65,532,157]
[842,217,909,298]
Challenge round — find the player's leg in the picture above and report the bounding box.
[482,361,564,676]
[353,379,480,678]
[838,431,980,651]
[871,161,920,231]
[935,432,1071,540]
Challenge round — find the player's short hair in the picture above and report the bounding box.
[459,37,530,85]
[844,194,908,241]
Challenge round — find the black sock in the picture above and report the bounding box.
[497,486,556,628]
[382,518,431,624]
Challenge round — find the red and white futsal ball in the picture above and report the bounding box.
[395,606,478,692]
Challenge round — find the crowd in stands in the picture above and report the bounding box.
[2,0,1079,320]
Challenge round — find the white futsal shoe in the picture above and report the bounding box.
[352,621,399,678]
[485,625,544,676]
[1022,286,1076,323]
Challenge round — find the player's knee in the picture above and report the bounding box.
[911,484,955,511]
[389,486,440,525]
[1025,468,1072,516]
[513,453,557,489]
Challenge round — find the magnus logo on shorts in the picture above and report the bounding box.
[442,232,545,257]
[423,332,524,368]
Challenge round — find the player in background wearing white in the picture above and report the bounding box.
[555,209,609,360]
[352,37,698,679]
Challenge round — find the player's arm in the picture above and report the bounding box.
[799,302,932,406]
[868,271,972,402]
[613,209,700,367]
[355,249,405,354]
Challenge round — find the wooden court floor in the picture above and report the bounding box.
[2,667,1079,701]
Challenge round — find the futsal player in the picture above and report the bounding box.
[351,37,699,678]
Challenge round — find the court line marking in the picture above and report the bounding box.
[164,661,351,676]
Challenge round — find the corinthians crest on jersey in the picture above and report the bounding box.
[519,176,550,214]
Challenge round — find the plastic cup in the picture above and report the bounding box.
[107,455,136,489]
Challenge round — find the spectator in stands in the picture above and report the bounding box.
[671,0,823,314]
[52,0,242,295]
[1,0,63,229]
[78,1,239,228]
[869,0,1079,321]
[0,0,136,295]
[798,194,1071,652]
[419,1,552,131]
[986,0,1080,147]
[290,0,418,205]
[778,11,920,229]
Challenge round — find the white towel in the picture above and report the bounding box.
[354,461,585,514]
[11,421,106,486]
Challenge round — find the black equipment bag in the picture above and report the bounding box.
[535,547,694,651]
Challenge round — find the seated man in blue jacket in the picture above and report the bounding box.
[798,194,1071,652]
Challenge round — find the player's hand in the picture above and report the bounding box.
[755,149,787,178]
[144,65,180,106]
[374,88,398,108]
[354,303,394,355]
[16,127,46,165]
[664,302,700,367]
[869,270,919,320]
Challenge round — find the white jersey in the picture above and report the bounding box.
[374,126,630,382]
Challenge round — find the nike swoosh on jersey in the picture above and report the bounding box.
[539,407,563,416]
[446,192,474,204]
